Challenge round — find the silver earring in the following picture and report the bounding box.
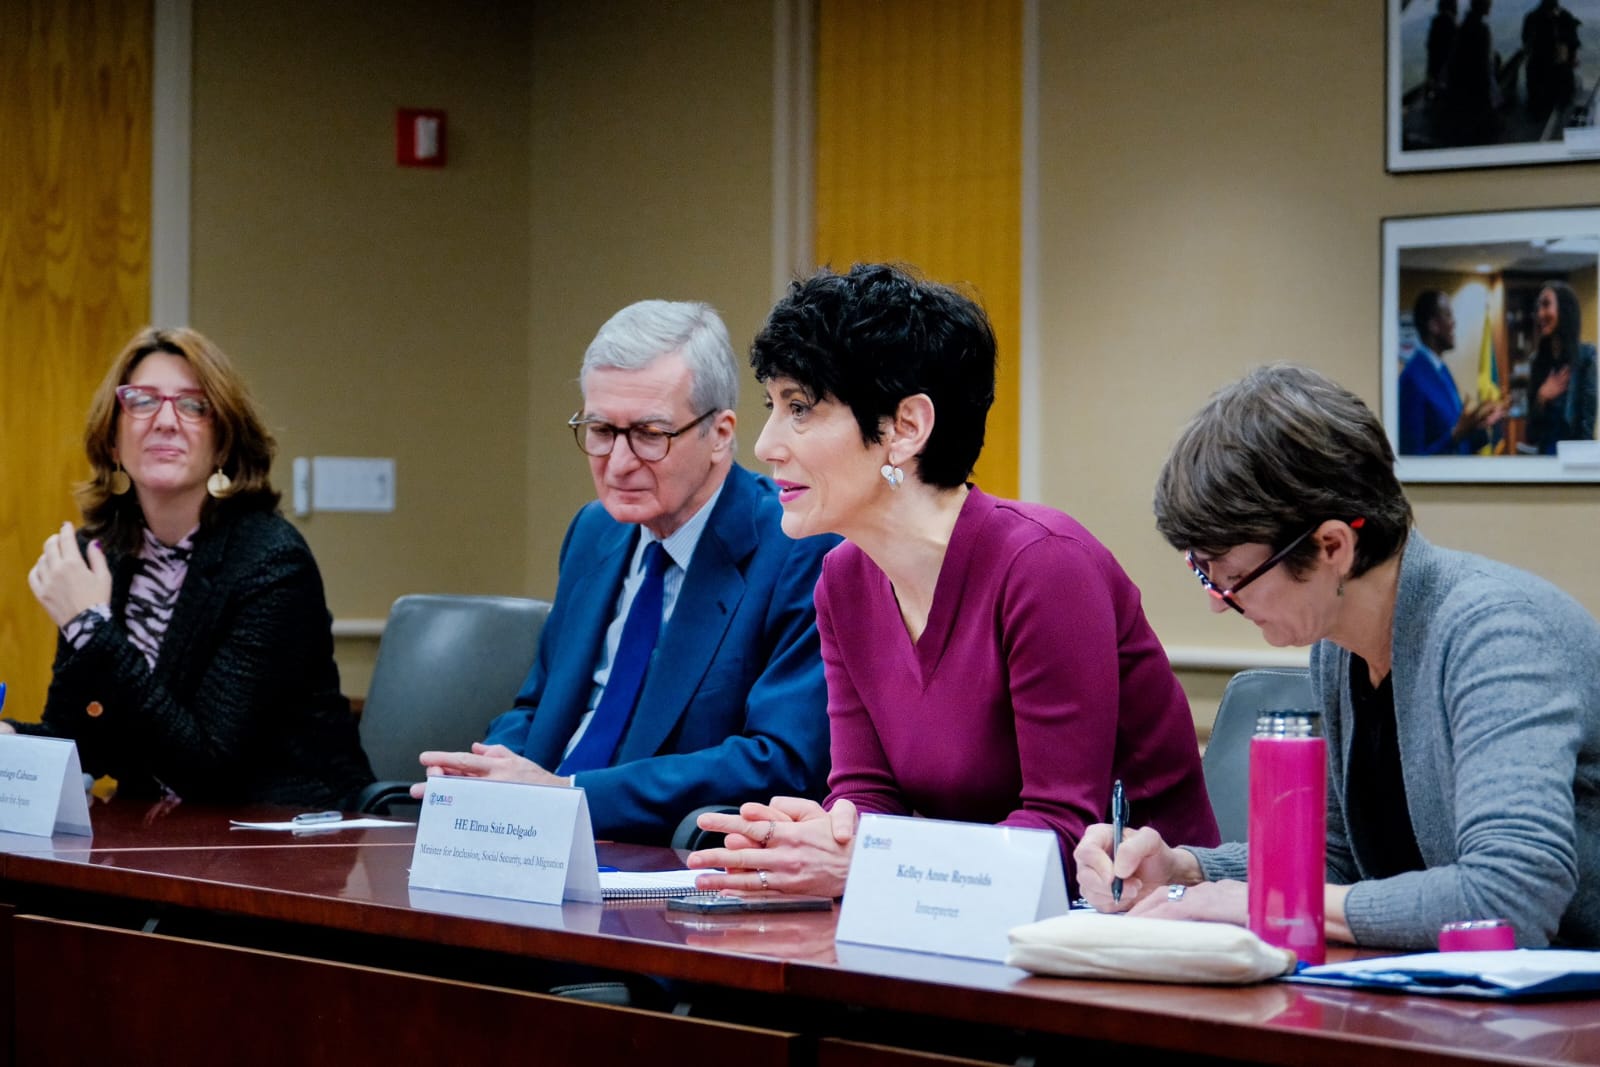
[1337,578,1345,598]
[206,467,233,498]
[879,463,904,489]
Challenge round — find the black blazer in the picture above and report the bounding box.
[24,507,373,807]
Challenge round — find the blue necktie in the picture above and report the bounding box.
[559,540,668,775]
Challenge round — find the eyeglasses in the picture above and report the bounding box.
[567,409,716,462]
[1186,522,1351,615]
[115,385,213,423]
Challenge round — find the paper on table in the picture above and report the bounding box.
[1288,949,1600,999]
[229,817,412,832]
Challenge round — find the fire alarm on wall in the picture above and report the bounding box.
[396,108,447,167]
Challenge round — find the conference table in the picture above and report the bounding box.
[0,803,1594,1066]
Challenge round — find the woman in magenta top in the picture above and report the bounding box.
[689,264,1217,897]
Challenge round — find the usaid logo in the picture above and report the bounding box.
[428,792,454,806]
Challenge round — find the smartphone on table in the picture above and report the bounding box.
[666,893,834,914]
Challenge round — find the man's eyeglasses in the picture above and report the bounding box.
[115,385,213,423]
[568,409,716,462]
[1185,519,1364,615]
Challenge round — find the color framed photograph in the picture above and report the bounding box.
[1382,206,1600,482]
[1388,0,1600,171]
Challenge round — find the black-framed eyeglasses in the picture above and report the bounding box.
[567,409,717,462]
[1186,523,1331,615]
[115,385,213,423]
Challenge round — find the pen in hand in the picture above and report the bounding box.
[1110,778,1126,904]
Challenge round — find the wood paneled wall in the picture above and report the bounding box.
[813,0,1022,499]
[0,0,151,720]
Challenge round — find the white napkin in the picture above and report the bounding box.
[1006,912,1297,984]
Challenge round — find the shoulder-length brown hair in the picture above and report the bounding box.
[78,327,280,554]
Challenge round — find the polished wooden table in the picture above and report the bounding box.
[0,802,1595,1066]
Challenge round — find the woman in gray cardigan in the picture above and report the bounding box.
[1074,364,1600,950]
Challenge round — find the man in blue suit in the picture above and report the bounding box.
[414,301,836,843]
[1398,289,1504,456]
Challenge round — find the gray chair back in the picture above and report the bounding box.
[1202,667,1314,843]
[358,594,551,787]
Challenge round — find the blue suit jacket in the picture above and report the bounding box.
[484,463,838,843]
[1399,347,1473,456]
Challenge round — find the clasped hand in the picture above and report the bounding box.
[687,796,857,898]
[28,522,111,628]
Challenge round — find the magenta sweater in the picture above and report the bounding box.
[819,488,1219,888]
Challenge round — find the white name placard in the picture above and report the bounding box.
[0,735,92,838]
[408,777,602,904]
[835,813,1069,963]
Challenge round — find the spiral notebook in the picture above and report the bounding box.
[599,869,714,900]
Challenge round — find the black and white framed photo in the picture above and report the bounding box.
[1388,0,1600,171]
[1382,206,1600,482]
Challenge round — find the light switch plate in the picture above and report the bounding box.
[310,456,396,512]
[292,456,311,516]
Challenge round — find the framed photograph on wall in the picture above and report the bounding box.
[1382,206,1600,482]
[1388,0,1600,171]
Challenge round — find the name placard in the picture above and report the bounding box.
[408,777,602,904]
[0,735,92,838]
[835,813,1069,963]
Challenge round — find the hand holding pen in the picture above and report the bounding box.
[1072,812,1206,913]
[1109,779,1127,903]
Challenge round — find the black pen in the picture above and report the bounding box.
[1110,779,1127,904]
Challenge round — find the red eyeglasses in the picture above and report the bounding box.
[1186,519,1364,615]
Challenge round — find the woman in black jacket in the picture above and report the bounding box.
[10,327,373,808]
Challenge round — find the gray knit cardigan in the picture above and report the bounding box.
[1190,531,1600,949]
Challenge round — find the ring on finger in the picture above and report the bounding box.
[757,869,770,891]
[758,820,775,848]
[1167,884,1187,901]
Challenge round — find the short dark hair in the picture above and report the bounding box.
[749,263,996,489]
[1153,364,1412,579]
[1412,289,1445,341]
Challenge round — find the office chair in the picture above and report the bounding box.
[1202,667,1314,842]
[671,805,739,852]
[354,594,550,816]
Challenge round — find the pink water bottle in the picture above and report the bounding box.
[1247,709,1326,965]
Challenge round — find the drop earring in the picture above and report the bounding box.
[879,463,905,489]
[206,467,233,498]
[109,463,131,495]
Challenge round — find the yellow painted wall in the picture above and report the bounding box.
[813,0,1021,499]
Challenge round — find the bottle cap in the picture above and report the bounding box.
[1253,709,1323,739]
[1438,918,1515,952]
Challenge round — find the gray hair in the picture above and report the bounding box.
[1153,364,1412,580]
[581,300,740,420]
